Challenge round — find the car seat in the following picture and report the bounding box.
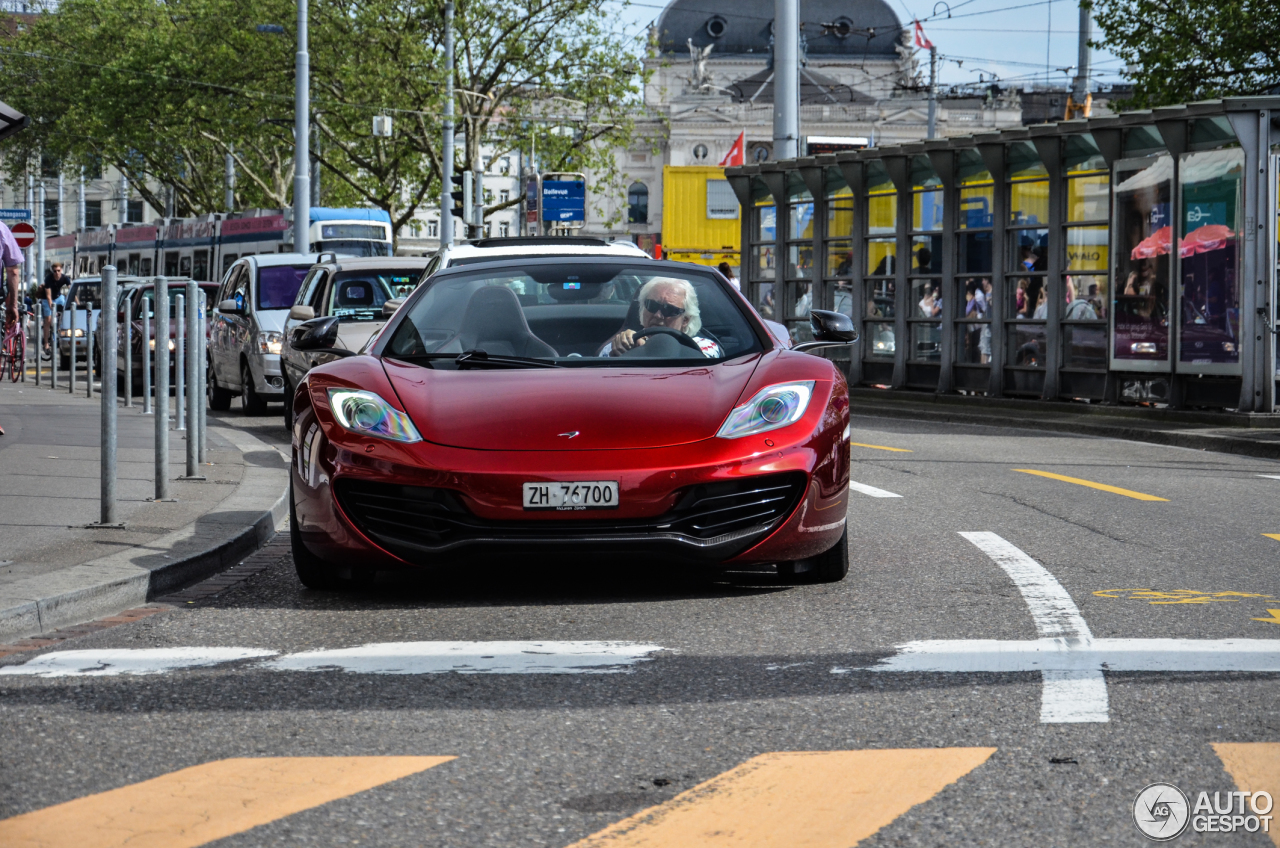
[451,286,557,358]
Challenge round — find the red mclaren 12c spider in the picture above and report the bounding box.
[288,257,857,589]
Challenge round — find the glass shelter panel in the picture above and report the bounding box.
[1113,156,1173,363]
[1178,147,1243,366]
[959,186,994,228]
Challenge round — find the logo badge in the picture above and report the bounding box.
[1134,783,1191,841]
[558,431,579,439]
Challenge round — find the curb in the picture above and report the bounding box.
[0,425,289,644]
[848,397,1280,461]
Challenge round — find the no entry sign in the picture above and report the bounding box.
[10,221,34,248]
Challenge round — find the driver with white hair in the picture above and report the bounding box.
[602,277,722,357]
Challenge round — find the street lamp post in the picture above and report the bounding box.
[440,0,454,248]
[294,0,310,254]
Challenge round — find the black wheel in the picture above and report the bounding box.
[208,361,233,410]
[241,361,267,415]
[779,528,849,584]
[290,479,372,591]
[282,377,294,431]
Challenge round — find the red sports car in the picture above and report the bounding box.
[288,257,856,589]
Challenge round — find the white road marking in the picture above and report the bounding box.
[959,531,1107,723]
[1257,474,1280,480]
[848,481,903,498]
[0,647,277,677]
[265,640,663,674]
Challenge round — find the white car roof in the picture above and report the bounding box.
[443,242,649,264]
[247,252,336,268]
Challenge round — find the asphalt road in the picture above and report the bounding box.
[2,406,1280,847]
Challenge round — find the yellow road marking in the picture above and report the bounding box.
[1013,469,1168,501]
[0,756,454,848]
[849,442,912,453]
[1212,743,1280,847]
[1264,534,1280,542]
[1252,610,1280,626]
[567,747,995,848]
[1094,589,1273,604]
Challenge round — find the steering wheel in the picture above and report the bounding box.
[630,326,704,354]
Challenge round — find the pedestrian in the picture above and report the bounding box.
[0,220,25,435]
[38,261,67,358]
[717,261,740,292]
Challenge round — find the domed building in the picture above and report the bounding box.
[592,0,1023,261]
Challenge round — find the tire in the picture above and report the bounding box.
[282,377,294,431]
[208,362,233,411]
[290,479,372,591]
[779,528,849,585]
[241,360,267,415]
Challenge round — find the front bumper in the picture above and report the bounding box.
[248,353,286,398]
[292,415,850,571]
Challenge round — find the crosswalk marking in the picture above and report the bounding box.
[0,756,454,848]
[848,481,902,498]
[567,748,995,848]
[1013,468,1168,501]
[1212,743,1280,848]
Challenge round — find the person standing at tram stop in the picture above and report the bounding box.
[38,261,67,359]
[0,219,24,436]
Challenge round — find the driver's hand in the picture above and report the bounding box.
[610,329,644,355]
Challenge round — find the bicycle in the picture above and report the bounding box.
[1,306,27,382]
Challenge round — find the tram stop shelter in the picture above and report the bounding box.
[726,97,1280,413]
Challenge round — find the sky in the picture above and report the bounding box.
[608,0,1129,91]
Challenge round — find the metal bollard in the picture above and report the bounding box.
[175,292,185,432]
[50,306,58,390]
[198,292,208,464]
[85,302,93,398]
[97,266,121,527]
[68,302,77,396]
[33,306,40,387]
[184,282,203,479]
[141,295,151,414]
[153,277,171,501]
[122,291,132,407]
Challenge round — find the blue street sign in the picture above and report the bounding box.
[542,179,585,223]
[0,209,32,222]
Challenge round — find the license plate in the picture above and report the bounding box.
[522,481,619,511]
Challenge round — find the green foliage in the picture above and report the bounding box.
[1089,0,1280,107]
[0,0,648,240]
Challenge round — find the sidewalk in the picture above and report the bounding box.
[0,376,289,642]
[848,387,1280,459]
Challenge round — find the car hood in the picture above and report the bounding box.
[256,309,288,334]
[382,355,762,451]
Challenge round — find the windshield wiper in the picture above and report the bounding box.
[454,349,563,369]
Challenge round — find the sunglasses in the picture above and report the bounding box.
[643,298,685,319]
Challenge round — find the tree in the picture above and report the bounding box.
[1089,0,1280,107]
[0,0,650,242]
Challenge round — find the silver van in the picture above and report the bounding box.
[207,253,330,413]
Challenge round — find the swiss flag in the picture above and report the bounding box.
[913,20,934,50]
[718,132,745,167]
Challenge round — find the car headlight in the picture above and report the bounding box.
[59,328,84,338]
[1222,341,1237,353]
[258,331,284,355]
[327,389,422,443]
[148,339,177,351]
[716,381,815,440]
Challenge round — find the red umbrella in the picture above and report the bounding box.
[1178,224,1234,258]
[1130,225,1173,260]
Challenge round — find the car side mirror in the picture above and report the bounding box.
[218,298,241,315]
[382,298,405,318]
[289,315,355,360]
[793,310,859,353]
[289,304,315,322]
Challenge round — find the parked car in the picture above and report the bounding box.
[419,236,650,277]
[287,256,858,590]
[116,280,220,392]
[281,255,431,428]
[208,253,335,414]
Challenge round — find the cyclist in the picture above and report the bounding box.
[38,261,67,359]
[0,220,24,435]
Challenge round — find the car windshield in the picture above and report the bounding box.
[328,269,422,322]
[68,282,101,309]
[258,265,313,309]
[315,239,393,257]
[384,264,761,367]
